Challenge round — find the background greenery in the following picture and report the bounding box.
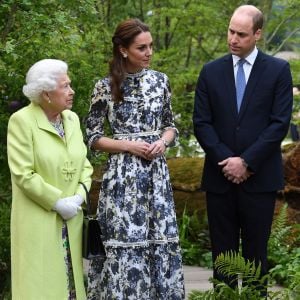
[1,0,300,298]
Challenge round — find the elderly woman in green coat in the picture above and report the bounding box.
[7,59,93,300]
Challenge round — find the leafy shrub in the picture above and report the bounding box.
[0,175,11,299]
[268,203,300,287]
[178,207,212,268]
[188,251,292,300]
[188,204,300,299]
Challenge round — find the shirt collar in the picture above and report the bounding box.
[232,46,258,67]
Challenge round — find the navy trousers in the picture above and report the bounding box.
[206,186,276,293]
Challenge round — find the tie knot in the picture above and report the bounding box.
[238,58,246,66]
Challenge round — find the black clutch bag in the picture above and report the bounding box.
[79,182,106,260]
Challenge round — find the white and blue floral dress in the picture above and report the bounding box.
[86,69,185,299]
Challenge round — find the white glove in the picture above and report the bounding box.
[63,194,84,206]
[53,195,83,220]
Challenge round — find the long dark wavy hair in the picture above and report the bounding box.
[110,18,150,102]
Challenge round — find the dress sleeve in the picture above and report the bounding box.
[85,79,110,149]
[161,74,179,147]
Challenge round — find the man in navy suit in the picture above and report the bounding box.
[193,4,293,294]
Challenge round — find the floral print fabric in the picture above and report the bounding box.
[62,222,76,300]
[86,69,185,299]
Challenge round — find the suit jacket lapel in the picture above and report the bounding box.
[222,55,239,119]
[238,51,266,119]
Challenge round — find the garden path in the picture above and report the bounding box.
[183,265,213,298]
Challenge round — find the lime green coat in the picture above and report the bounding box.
[7,103,93,300]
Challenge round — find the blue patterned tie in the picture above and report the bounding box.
[236,59,246,112]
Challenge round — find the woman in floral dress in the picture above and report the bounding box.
[86,18,185,300]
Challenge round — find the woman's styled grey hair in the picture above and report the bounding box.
[22,59,68,103]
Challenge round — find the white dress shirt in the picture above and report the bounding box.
[232,47,258,83]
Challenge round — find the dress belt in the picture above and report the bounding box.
[113,130,161,138]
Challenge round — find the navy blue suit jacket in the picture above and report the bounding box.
[193,50,293,193]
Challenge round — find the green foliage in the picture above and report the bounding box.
[187,204,300,299]
[0,97,11,181]
[268,203,300,288]
[269,204,291,250]
[215,251,262,282]
[264,0,300,54]
[286,247,300,296]
[290,59,300,86]
[178,207,212,268]
[188,251,291,300]
[290,59,300,124]
[0,175,11,299]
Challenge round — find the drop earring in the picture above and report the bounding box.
[123,53,127,58]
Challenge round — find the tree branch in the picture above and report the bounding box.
[271,27,300,56]
[266,11,298,45]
